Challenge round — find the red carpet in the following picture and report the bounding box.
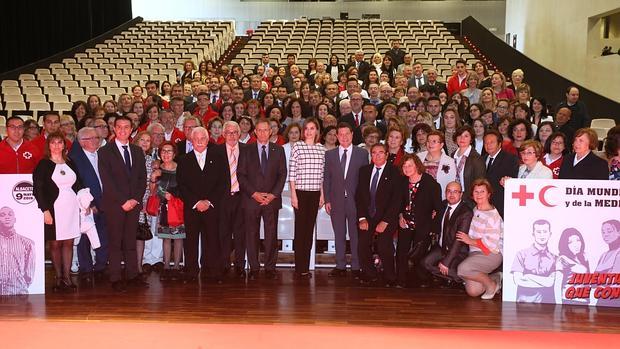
[1,321,616,348]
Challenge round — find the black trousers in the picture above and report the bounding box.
[104,206,140,282]
[218,192,245,270]
[293,190,321,274]
[396,228,432,284]
[358,218,396,282]
[422,246,464,283]
[245,204,279,272]
[184,208,221,277]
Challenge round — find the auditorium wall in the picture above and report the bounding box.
[505,0,620,104]
[131,0,506,36]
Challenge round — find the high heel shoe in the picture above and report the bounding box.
[62,277,77,292]
[52,277,64,293]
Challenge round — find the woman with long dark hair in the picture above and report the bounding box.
[554,228,589,305]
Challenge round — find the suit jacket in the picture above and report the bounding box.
[356,163,402,229]
[340,112,365,145]
[483,150,519,216]
[243,89,266,102]
[347,61,371,80]
[559,151,609,180]
[323,146,369,212]
[385,48,406,68]
[461,147,486,196]
[238,142,287,210]
[68,142,103,209]
[408,74,429,89]
[98,141,146,211]
[421,81,447,94]
[435,201,473,267]
[399,172,443,243]
[212,142,248,195]
[176,145,225,213]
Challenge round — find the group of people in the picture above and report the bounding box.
[1,42,619,299]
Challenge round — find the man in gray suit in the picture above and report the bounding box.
[323,122,370,278]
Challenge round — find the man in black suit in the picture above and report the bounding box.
[361,104,387,139]
[384,39,406,68]
[356,143,402,285]
[238,119,287,280]
[69,127,108,284]
[347,50,371,80]
[423,181,473,286]
[175,116,201,160]
[213,121,247,278]
[176,126,226,283]
[243,74,266,102]
[98,116,147,292]
[339,92,365,145]
[420,68,447,95]
[483,129,519,217]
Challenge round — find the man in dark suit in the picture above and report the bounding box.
[324,123,370,277]
[555,86,591,130]
[423,182,473,287]
[361,103,387,138]
[69,127,108,284]
[176,126,226,283]
[420,68,447,95]
[347,50,371,80]
[238,119,287,280]
[483,129,519,217]
[340,92,366,145]
[356,143,402,285]
[384,39,406,68]
[175,116,201,160]
[213,121,248,278]
[407,62,429,89]
[98,116,147,292]
[243,74,266,102]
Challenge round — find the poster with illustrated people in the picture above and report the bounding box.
[503,179,619,307]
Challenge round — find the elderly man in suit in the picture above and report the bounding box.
[98,116,147,292]
[176,126,226,283]
[324,123,369,278]
[483,129,519,217]
[423,181,473,287]
[356,143,403,286]
[213,121,248,277]
[238,119,287,280]
[69,127,108,284]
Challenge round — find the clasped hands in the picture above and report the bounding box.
[252,192,276,206]
[358,218,388,234]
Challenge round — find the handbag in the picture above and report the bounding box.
[146,195,160,216]
[136,215,153,241]
[167,196,185,227]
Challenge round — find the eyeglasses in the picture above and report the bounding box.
[7,125,25,130]
[94,125,107,129]
[519,150,537,156]
[551,141,564,146]
[446,190,462,194]
[160,149,174,154]
[81,137,101,141]
[224,131,240,135]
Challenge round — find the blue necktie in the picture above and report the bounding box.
[260,145,268,175]
[340,149,348,178]
[369,167,380,217]
[122,145,132,173]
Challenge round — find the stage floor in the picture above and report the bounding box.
[1,268,618,335]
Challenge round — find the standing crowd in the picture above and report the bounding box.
[1,40,619,298]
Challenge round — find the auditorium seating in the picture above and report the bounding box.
[233,19,476,80]
[0,21,235,119]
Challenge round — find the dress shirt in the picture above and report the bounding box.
[256,141,269,161]
[338,144,353,178]
[83,148,103,188]
[439,201,461,247]
[454,146,472,189]
[194,149,206,170]
[369,163,386,190]
[115,139,132,165]
[226,143,240,193]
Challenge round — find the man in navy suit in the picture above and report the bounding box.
[98,116,147,292]
[238,119,287,280]
[482,129,519,217]
[69,127,108,284]
[324,123,369,277]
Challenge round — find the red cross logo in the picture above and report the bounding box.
[512,184,534,206]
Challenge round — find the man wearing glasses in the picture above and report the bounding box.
[68,127,108,284]
[0,116,41,174]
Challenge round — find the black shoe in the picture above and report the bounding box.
[94,270,106,280]
[248,270,259,281]
[328,268,346,277]
[153,262,165,273]
[183,273,198,284]
[235,267,246,278]
[111,281,127,293]
[395,282,407,289]
[294,272,312,280]
[351,270,362,279]
[160,269,170,281]
[80,273,94,285]
[384,281,398,288]
[142,264,152,274]
[169,269,180,281]
[265,270,278,280]
[62,277,77,291]
[127,276,150,288]
[359,276,378,285]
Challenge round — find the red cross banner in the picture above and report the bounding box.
[0,175,45,295]
[502,179,620,307]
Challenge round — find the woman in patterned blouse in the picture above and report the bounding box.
[456,178,504,300]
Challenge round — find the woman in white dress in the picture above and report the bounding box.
[33,131,83,292]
